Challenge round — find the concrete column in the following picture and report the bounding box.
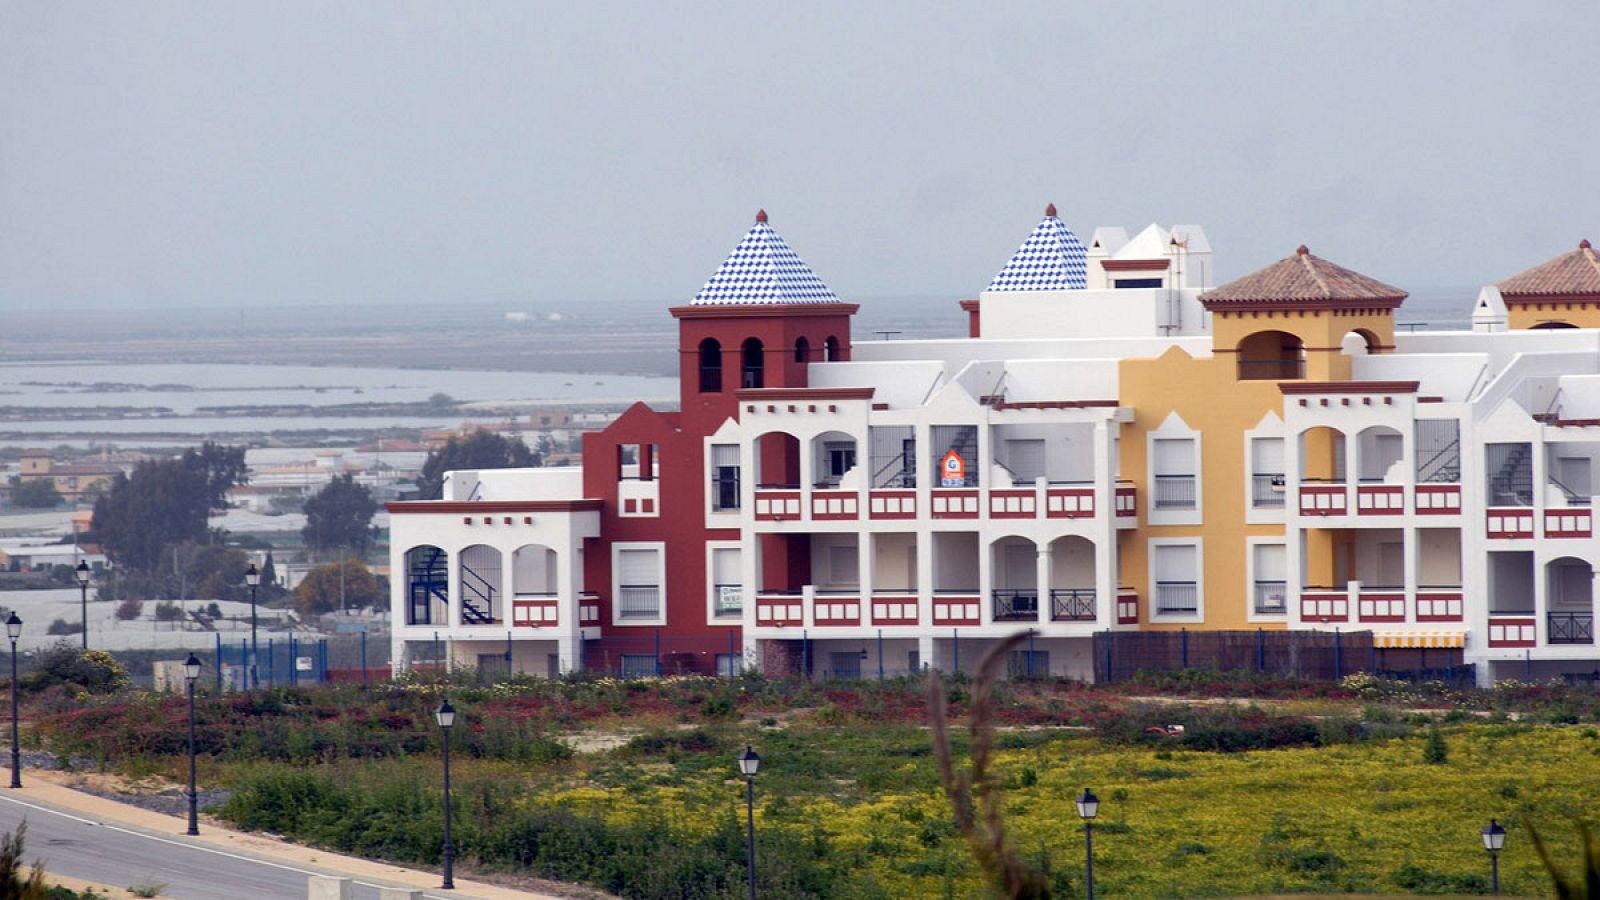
[917,634,935,673]
[1036,545,1052,624]
[378,889,423,900]
[557,634,578,676]
[306,876,351,900]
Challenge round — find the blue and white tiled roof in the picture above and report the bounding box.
[986,204,1089,291]
[692,210,841,305]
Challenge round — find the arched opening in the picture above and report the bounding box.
[512,544,558,597]
[1299,426,1346,482]
[1236,330,1305,380]
[741,338,765,389]
[824,336,842,361]
[793,337,810,364]
[404,545,448,626]
[1047,536,1096,621]
[1356,425,1404,482]
[698,338,722,393]
[990,535,1039,621]
[458,544,503,625]
[811,430,858,488]
[754,431,801,488]
[1546,557,1595,644]
[1532,321,1579,330]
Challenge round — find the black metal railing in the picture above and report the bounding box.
[1049,588,1096,621]
[1253,580,1287,614]
[992,589,1039,621]
[1548,612,1595,644]
[617,584,661,619]
[1153,475,1196,510]
[1237,358,1306,380]
[713,583,742,616]
[1251,473,1286,508]
[1155,581,1198,614]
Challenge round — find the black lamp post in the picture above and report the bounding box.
[244,563,260,690]
[183,652,201,835]
[1482,819,1506,895]
[436,700,456,889]
[738,745,760,900]
[1076,788,1099,900]
[74,562,90,649]
[7,613,21,790]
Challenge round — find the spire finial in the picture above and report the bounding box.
[1582,238,1592,250]
[1296,244,1310,256]
[1045,202,1057,218]
[755,208,768,224]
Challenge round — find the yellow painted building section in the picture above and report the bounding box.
[1506,303,1600,330]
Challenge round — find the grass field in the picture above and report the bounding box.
[26,669,1600,898]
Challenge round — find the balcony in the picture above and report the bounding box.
[755,591,804,626]
[989,489,1040,519]
[617,584,661,620]
[1045,485,1096,518]
[930,488,981,518]
[1487,611,1537,647]
[1548,612,1595,645]
[810,490,859,521]
[578,592,601,627]
[868,489,916,519]
[1355,484,1405,516]
[1237,357,1305,380]
[932,591,981,626]
[1050,588,1096,622]
[1356,587,1406,623]
[1544,508,1593,539]
[1253,580,1287,614]
[812,591,861,627]
[511,595,559,627]
[870,591,918,626]
[1298,482,1348,517]
[992,588,1039,622]
[1486,508,1535,539]
[1414,483,1462,515]
[754,487,802,522]
[1415,587,1464,622]
[1154,581,1198,616]
[1152,475,1196,510]
[1251,474,1286,509]
[1114,482,1137,524]
[1300,586,1350,622]
[1116,588,1139,624]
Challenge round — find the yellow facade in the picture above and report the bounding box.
[1506,302,1600,330]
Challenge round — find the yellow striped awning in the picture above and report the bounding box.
[1373,631,1466,649]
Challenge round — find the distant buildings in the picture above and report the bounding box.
[16,448,134,500]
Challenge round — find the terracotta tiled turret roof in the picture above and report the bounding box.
[1496,240,1600,298]
[1200,245,1406,310]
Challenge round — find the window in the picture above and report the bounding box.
[1486,443,1533,506]
[1250,437,1285,508]
[1415,420,1460,483]
[794,337,810,363]
[1252,544,1287,614]
[741,338,764,389]
[615,547,662,621]
[1153,543,1200,616]
[710,444,740,511]
[1152,438,1197,510]
[621,654,657,677]
[712,547,742,617]
[716,653,741,678]
[824,441,856,482]
[869,426,916,488]
[1113,278,1163,289]
[698,338,722,393]
[824,336,841,361]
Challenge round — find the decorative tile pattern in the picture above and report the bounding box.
[692,217,840,305]
[987,213,1088,291]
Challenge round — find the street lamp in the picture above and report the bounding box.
[1482,819,1506,895]
[244,563,260,690]
[738,745,760,900]
[74,562,90,650]
[183,653,201,836]
[436,700,456,889]
[1076,788,1099,900]
[7,613,21,790]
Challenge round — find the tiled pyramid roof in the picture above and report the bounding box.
[1200,245,1406,310]
[1496,240,1600,298]
[986,204,1089,292]
[691,210,840,306]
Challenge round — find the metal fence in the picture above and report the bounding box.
[1091,628,1456,683]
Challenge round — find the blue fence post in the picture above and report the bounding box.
[239,639,247,689]
[1027,631,1036,679]
[953,628,959,675]
[360,629,368,688]
[214,633,222,690]
[654,629,662,676]
[1525,648,1532,680]
[1103,630,1113,683]
[1256,628,1266,673]
[803,630,811,680]
[1334,628,1342,680]
[505,630,513,680]
[728,629,736,677]
[1180,628,1189,669]
[877,629,885,682]
[321,638,329,684]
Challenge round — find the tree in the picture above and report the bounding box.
[416,430,540,500]
[1423,722,1448,765]
[301,474,378,559]
[88,443,248,573]
[0,823,50,900]
[294,559,383,615]
[8,478,61,509]
[260,551,277,588]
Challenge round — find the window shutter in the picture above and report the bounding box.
[618,548,658,585]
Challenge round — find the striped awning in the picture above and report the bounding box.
[1373,631,1466,649]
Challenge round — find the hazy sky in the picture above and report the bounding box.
[3,2,1598,312]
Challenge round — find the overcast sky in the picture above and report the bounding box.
[3,2,1598,311]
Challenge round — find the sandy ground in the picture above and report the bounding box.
[22,767,599,899]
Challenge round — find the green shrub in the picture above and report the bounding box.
[1423,724,1449,765]
[23,645,129,694]
[1392,861,1490,894]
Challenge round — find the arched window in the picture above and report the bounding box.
[824,336,841,361]
[1236,330,1305,380]
[794,337,810,364]
[741,338,764,389]
[698,338,722,393]
[1532,321,1579,330]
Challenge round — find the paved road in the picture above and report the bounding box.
[0,790,457,900]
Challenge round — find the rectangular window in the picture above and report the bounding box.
[869,426,917,488]
[710,444,740,511]
[823,441,857,485]
[1152,438,1197,510]
[712,547,742,616]
[1113,277,1163,289]
[1415,420,1460,483]
[616,548,661,620]
[621,654,657,677]
[716,653,741,678]
[1486,443,1533,506]
[1252,544,1287,614]
[1250,437,1286,508]
[1154,543,1199,615]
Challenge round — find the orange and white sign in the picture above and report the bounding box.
[940,450,966,487]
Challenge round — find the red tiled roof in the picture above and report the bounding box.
[1496,240,1600,298]
[1201,245,1406,310]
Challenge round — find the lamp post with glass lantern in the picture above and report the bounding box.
[738,745,760,900]
[7,613,21,789]
[1076,788,1099,900]
[183,653,201,835]
[244,563,260,689]
[74,561,90,649]
[1482,819,1506,894]
[436,701,456,889]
